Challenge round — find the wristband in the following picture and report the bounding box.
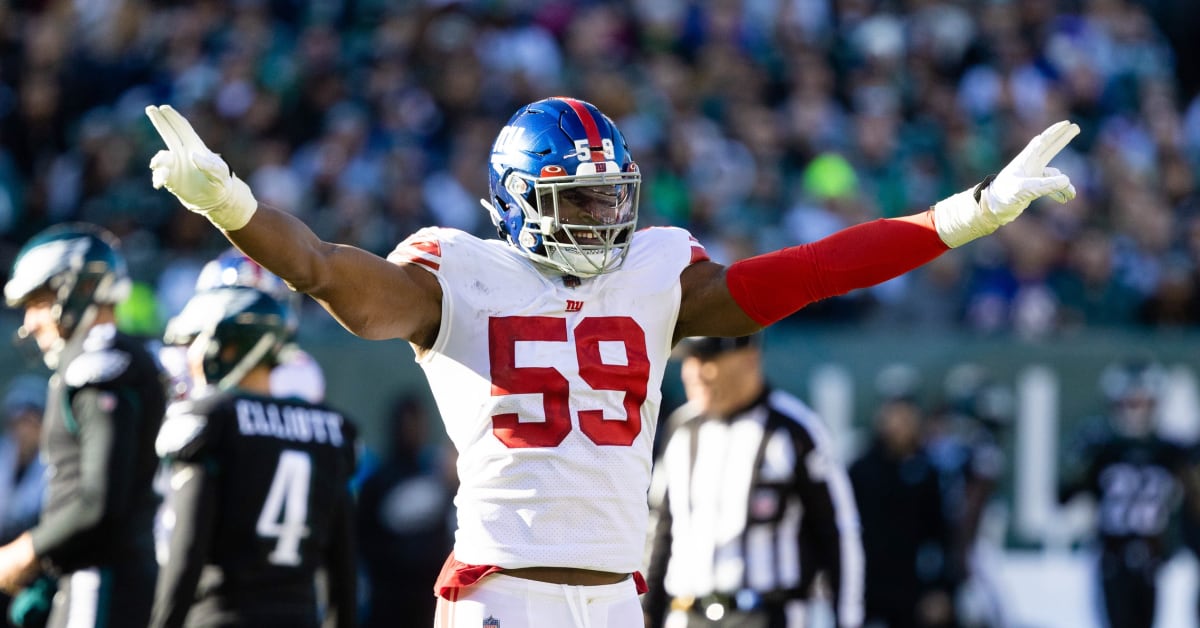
[204,175,258,231]
[933,176,999,249]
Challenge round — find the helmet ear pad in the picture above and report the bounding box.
[489,175,544,254]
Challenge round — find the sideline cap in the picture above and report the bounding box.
[675,333,762,359]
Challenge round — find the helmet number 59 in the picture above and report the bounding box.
[489,315,649,448]
[573,138,616,161]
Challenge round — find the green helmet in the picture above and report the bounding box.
[5,223,131,339]
[164,287,288,391]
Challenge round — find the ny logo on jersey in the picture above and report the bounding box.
[483,616,500,627]
[565,300,584,312]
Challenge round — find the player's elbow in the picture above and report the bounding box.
[284,249,335,296]
[72,492,110,533]
[314,307,393,341]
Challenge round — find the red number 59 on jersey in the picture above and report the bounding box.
[488,315,649,448]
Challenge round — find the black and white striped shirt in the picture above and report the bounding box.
[644,387,864,627]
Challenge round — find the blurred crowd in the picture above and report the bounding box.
[3,0,1200,339]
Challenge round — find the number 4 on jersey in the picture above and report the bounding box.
[256,450,312,566]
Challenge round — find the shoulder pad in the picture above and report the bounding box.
[156,401,210,460]
[64,350,131,388]
[627,226,709,269]
[387,227,445,270]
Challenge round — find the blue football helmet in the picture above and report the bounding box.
[195,248,298,334]
[195,248,291,301]
[484,97,641,277]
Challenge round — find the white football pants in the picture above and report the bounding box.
[434,573,643,628]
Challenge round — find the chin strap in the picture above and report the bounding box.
[45,271,117,369]
[481,198,510,239]
[215,332,278,392]
[44,302,98,370]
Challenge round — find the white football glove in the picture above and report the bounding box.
[145,104,258,231]
[935,120,1080,248]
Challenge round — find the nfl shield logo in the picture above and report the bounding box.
[483,616,500,627]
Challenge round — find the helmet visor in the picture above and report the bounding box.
[551,185,635,228]
[538,181,637,246]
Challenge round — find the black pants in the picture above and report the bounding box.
[1099,551,1158,628]
[48,562,157,628]
[364,584,436,628]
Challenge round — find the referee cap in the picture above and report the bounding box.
[674,333,762,359]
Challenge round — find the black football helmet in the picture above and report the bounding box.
[5,223,131,366]
[1099,359,1165,438]
[164,287,288,391]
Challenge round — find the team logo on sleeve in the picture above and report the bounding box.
[387,233,442,270]
[96,391,118,413]
[689,236,709,264]
[483,616,500,627]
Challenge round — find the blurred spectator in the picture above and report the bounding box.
[0,0,1196,340]
[0,377,47,628]
[1051,227,1142,329]
[0,373,47,544]
[850,375,954,628]
[356,394,456,628]
[962,217,1064,339]
[925,364,1014,628]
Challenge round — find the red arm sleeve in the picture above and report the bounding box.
[725,210,948,326]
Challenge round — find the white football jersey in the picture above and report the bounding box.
[269,344,326,403]
[388,226,707,573]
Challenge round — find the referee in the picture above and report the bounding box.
[644,334,864,628]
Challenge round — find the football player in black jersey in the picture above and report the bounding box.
[0,223,166,628]
[1060,359,1200,628]
[150,287,358,628]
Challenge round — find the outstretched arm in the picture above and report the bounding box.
[217,207,442,345]
[145,105,441,346]
[677,121,1079,338]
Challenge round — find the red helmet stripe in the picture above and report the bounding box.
[560,97,605,162]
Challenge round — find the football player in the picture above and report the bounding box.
[159,248,325,404]
[146,98,1077,627]
[150,287,357,628]
[1060,360,1198,628]
[0,223,166,628]
[154,250,329,571]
